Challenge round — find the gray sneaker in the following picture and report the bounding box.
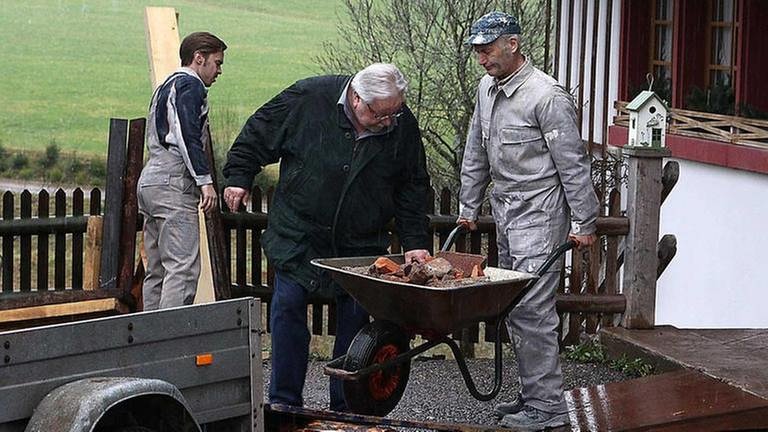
[499,406,569,431]
[494,393,524,419]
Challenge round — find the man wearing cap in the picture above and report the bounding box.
[458,11,598,431]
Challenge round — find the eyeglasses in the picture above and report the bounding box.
[365,102,404,121]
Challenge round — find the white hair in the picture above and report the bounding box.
[351,63,408,103]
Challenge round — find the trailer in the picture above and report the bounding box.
[0,298,263,432]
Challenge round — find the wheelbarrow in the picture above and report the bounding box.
[310,226,575,416]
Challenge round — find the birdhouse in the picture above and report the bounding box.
[626,90,668,148]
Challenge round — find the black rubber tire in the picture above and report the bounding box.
[342,320,411,416]
[112,427,157,432]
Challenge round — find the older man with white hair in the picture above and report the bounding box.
[223,63,431,412]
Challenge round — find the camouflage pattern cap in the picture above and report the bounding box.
[466,11,521,45]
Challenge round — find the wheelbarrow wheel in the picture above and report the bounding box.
[342,320,411,416]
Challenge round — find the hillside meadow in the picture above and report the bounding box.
[0,0,343,157]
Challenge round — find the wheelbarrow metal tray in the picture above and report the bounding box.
[312,255,537,334]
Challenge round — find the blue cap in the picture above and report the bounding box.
[466,11,521,45]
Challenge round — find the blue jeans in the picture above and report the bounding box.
[269,271,370,411]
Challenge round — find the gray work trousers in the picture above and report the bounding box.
[492,183,569,414]
[137,160,201,310]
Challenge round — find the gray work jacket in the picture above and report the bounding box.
[459,60,598,237]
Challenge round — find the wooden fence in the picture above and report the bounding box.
[0,185,629,346]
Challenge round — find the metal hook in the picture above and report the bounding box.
[646,73,655,91]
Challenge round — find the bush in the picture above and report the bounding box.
[0,143,7,172]
[40,141,60,169]
[11,152,29,170]
[88,158,106,183]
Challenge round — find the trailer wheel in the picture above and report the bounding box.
[112,427,157,432]
[342,320,411,416]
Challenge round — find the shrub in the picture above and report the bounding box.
[88,158,106,182]
[11,152,29,170]
[40,141,61,169]
[0,143,7,172]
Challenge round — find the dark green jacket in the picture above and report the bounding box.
[223,75,431,297]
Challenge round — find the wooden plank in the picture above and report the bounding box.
[0,215,89,236]
[236,204,247,286]
[601,189,620,327]
[143,6,180,90]
[0,289,117,310]
[201,123,231,300]
[54,189,66,290]
[0,299,128,325]
[83,216,104,291]
[72,188,84,289]
[100,118,128,291]
[250,188,263,287]
[89,188,102,216]
[19,191,32,291]
[194,207,216,305]
[116,118,145,304]
[556,294,625,313]
[37,191,49,291]
[2,192,14,292]
[565,370,768,431]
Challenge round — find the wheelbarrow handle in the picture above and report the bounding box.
[440,223,470,252]
[535,239,577,276]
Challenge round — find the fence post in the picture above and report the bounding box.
[621,147,671,329]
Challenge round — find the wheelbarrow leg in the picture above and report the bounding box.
[441,240,578,401]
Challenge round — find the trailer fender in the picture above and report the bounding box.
[24,377,201,432]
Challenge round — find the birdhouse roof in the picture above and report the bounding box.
[626,90,668,111]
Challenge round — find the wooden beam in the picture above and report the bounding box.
[100,119,128,291]
[660,160,680,205]
[556,294,626,314]
[621,147,671,329]
[144,7,181,90]
[116,118,145,307]
[0,299,128,325]
[657,234,677,277]
[202,124,232,300]
[83,216,104,290]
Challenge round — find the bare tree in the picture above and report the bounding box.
[318,0,552,189]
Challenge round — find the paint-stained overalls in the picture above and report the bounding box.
[137,68,213,310]
[459,61,598,414]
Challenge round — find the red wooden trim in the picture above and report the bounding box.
[608,125,768,174]
[739,0,768,113]
[671,0,682,107]
[619,0,652,101]
[673,0,708,108]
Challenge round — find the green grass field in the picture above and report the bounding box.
[0,0,342,156]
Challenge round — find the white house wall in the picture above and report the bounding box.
[556,0,621,146]
[657,159,768,328]
[556,1,767,327]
